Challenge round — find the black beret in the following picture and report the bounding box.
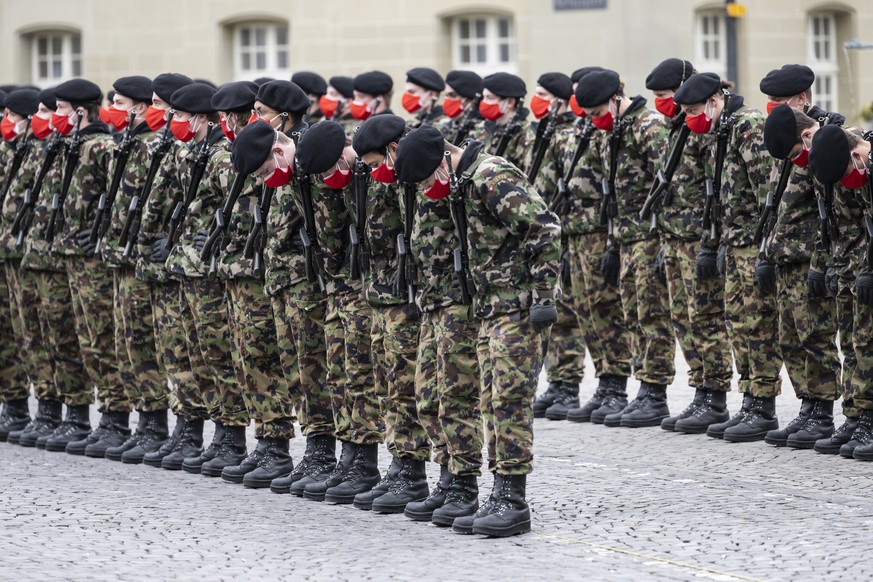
[296,120,347,175]
[253,77,274,86]
[445,70,482,99]
[0,90,7,109]
[673,72,721,105]
[0,85,17,94]
[354,71,393,96]
[759,64,815,98]
[292,71,328,96]
[570,66,604,85]
[645,58,694,91]
[231,121,275,176]
[38,88,56,111]
[329,76,355,99]
[4,89,39,116]
[763,104,798,159]
[573,69,620,108]
[352,114,407,156]
[537,72,573,100]
[153,73,194,103]
[212,81,257,113]
[54,79,102,104]
[170,83,217,115]
[406,67,445,92]
[394,125,445,183]
[483,72,526,98]
[194,78,217,89]
[112,75,153,103]
[809,124,851,185]
[256,80,311,114]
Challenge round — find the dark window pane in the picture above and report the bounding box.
[256,52,266,70]
[73,58,81,77]
[460,45,470,63]
[52,36,61,55]
[241,28,250,46]
[72,35,81,54]
[52,61,61,78]
[500,44,509,62]
[277,50,287,69]
[476,45,486,63]
[475,19,486,38]
[255,27,266,46]
[459,20,469,39]
[39,62,47,78]
[499,18,509,37]
[242,53,251,70]
[38,37,47,55]
[276,26,287,45]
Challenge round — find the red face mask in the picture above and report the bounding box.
[145,106,167,131]
[423,171,451,200]
[31,115,52,140]
[350,100,372,121]
[0,116,22,142]
[371,153,396,184]
[220,115,236,141]
[841,166,868,189]
[479,100,502,121]
[791,146,809,168]
[402,91,423,114]
[323,162,353,189]
[171,116,197,142]
[52,111,76,136]
[99,106,111,125]
[442,97,463,118]
[654,97,677,118]
[568,95,586,117]
[319,95,339,119]
[766,101,780,115]
[108,106,134,131]
[531,95,553,120]
[591,111,614,131]
[264,154,293,188]
[685,110,713,134]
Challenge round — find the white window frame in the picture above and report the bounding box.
[451,15,517,76]
[807,12,838,112]
[232,22,290,82]
[31,32,81,87]
[695,11,726,79]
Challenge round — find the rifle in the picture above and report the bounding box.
[166,127,213,250]
[526,100,564,183]
[599,115,624,238]
[46,111,84,245]
[12,134,64,247]
[348,158,370,282]
[296,165,325,291]
[549,117,595,216]
[90,109,137,248]
[0,117,33,210]
[445,151,474,305]
[493,99,526,158]
[118,110,175,257]
[449,94,482,146]
[702,96,734,246]
[242,185,279,274]
[639,119,691,229]
[752,158,793,250]
[395,182,417,303]
[200,170,246,263]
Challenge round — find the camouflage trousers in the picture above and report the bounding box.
[850,286,873,410]
[723,246,782,397]
[151,280,205,421]
[837,265,859,418]
[34,270,88,406]
[663,238,733,391]
[7,262,55,400]
[276,282,333,437]
[179,277,247,427]
[0,262,28,402]
[113,268,166,412]
[566,232,632,378]
[478,311,547,475]
[416,310,447,466]
[372,303,428,461]
[776,261,840,401]
[325,291,381,445]
[545,280,586,385]
[227,278,295,439]
[619,238,676,385]
[65,256,129,413]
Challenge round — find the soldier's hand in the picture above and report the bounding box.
[389,268,401,298]
[655,244,667,285]
[695,246,719,279]
[291,229,304,253]
[529,302,558,333]
[755,259,777,294]
[192,228,208,253]
[717,244,726,276]
[150,237,170,263]
[825,267,839,297]
[75,229,97,257]
[856,269,873,306]
[560,251,571,288]
[599,247,620,287]
[807,266,828,298]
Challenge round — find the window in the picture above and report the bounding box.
[808,13,838,112]
[233,22,289,81]
[31,32,81,87]
[695,11,726,78]
[451,15,516,75]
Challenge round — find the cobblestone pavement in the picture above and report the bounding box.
[1,348,870,582]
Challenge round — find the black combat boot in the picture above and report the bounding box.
[533,382,561,418]
[160,418,204,470]
[372,458,430,513]
[472,474,531,537]
[144,418,185,467]
[764,398,814,447]
[707,393,753,439]
[567,377,610,423]
[621,382,669,428]
[842,410,873,459]
[65,412,112,455]
[814,417,857,454]
[183,422,226,474]
[431,474,479,526]
[17,399,63,447]
[603,383,648,427]
[0,399,31,443]
[105,415,146,462]
[545,383,580,420]
[243,438,295,488]
[353,455,402,510]
[324,443,381,504]
[121,409,170,464]
[303,440,353,501]
[453,474,499,534]
[662,388,705,431]
[589,375,628,424]
[723,396,778,443]
[278,435,336,495]
[83,411,131,458]
[45,404,92,452]
[675,390,729,434]
[200,426,247,477]
[221,437,268,484]
[787,400,834,449]
[405,464,451,521]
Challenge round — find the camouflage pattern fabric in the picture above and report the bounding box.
[363,179,404,308]
[263,183,306,297]
[560,125,607,237]
[0,263,27,402]
[850,300,873,411]
[414,310,447,466]
[0,135,37,261]
[471,112,537,171]
[21,134,69,273]
[764,164,820,265]
[9,264,57,400]
[657,115,708,241]
[545,282,586,384]
[409,190,465,313]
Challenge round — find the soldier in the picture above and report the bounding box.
[253,79,310,137]
[471,73,535,170]
[291,71,328,125]
[642,58,734,433]
[402,67,448,129]
[673,72,783,442]
[351,70,394,120]
[395,125,560,537]
[441,70,484,146]
[575,69,677,428]
[319,76,356,133]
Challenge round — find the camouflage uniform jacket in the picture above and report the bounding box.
[21,134,68,272]
[364,177,404,307]
[264,181,306,296]
[407,105,451,134]
[765,163,821,265]
[560,121,606,237]
[470,108,536,171]
[531,112,577,201]
[658,114,708,241]
[830,127,868,271]
[0,133,37,260]
[216,173,261,281]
